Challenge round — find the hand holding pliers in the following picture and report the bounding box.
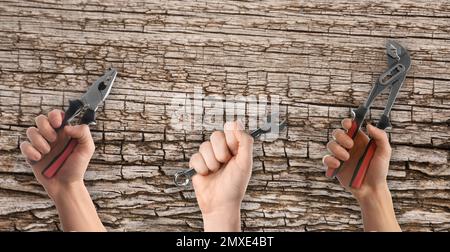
[326,40,411,188]
[32,68,117,178]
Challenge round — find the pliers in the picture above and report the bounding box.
[326,40,411,188]
[32,68,117,178]
[174,114,287,186]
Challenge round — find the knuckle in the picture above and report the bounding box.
[20,141,29,151]
[189,153,201,166]
[40,144,50,154]
[48,109,61,117]
[199,141,211,152]
[214,151,228,163]
[26,127,37,136]
[209,161,220,171]
[326,140,335,150]
[332,129,341,137]
[210,131,223,141]
[342,151,350,161]
[331,158,338,166]
[35,115,46,124]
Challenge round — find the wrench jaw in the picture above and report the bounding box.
[174,168,197,187]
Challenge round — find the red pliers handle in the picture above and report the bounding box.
[325,105,366,181]
[36,101,96,178]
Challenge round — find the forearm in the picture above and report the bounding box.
[51,182,105,232]
[357,184,401,232]
[202,206,241,232]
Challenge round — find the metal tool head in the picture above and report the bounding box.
[386,40,411,71]
[81,68,117,111]
[250,113,287,138]
[174,168,197,187]
[262,113,286,132]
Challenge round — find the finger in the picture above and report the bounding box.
[224,120,253,158]
[323,155,341,178]
[189,152,209,176]
[367,124,392,155]
[234,127,253,165]
[198,141,221,172]
[332,129,353,149]
[341,118,353,131]
[326,140,350,161]
[48,109,64,129]
[20,141,42,162]
[223,121,239,155]
[210,131,232,163]
[35,115,57,142]
[224,120,253,168]
[64,125,94,151]
[26,127,51,155]
[323,155,340,169]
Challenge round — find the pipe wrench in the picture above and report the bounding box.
[326,40,411,188]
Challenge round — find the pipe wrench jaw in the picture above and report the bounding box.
[379,63,406,86]
[386,40,411,71]
[387,41,401,61]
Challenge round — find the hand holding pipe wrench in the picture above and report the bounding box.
[325,40,411,189]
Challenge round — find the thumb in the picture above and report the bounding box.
[64,125,94,147]
[232,121,254,168]
[367,124,391,156]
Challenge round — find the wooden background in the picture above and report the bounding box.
[0,0,449,231]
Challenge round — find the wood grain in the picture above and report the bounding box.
[0,0,449,231]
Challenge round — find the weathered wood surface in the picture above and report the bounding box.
[0,0,449,231]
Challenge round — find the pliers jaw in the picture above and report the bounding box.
[38,68,117,179]
[81,68,117,112]
[62,68,117,127]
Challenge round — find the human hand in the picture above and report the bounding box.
[323,118,400,231]
[323,118,392,200]
[20,109,95,199]
[190,121,253,231]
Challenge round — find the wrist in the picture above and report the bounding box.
[354,182,390,203]
[202,205,241,232]
[48,180,86,203]
[356,183,401,231]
